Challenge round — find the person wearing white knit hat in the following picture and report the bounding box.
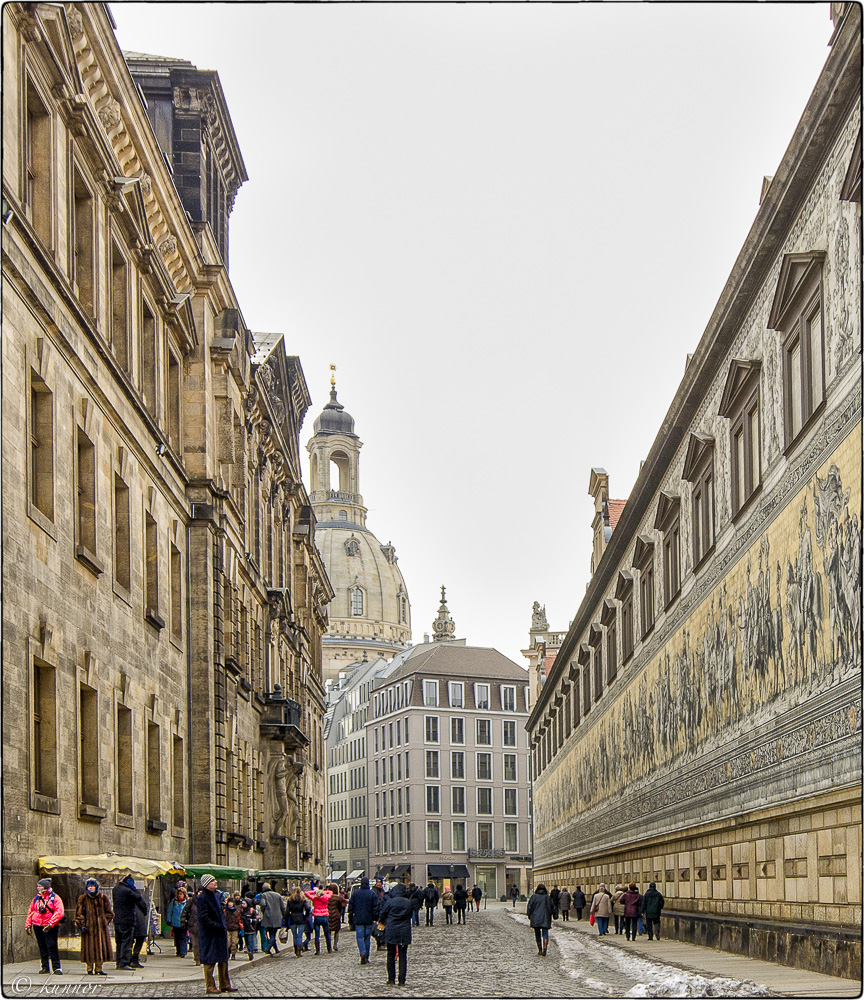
[197,875,237,994]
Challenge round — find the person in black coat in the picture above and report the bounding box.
[408,884,422,927]
[129,895,149,968]
[573,887,587,920]
[347,878,380,964]
[379,883,413,986]
[423,882,439,926]
[471,884,482,911]
[452,885,468,925]
[196,875,236,994]
[527,883,555,956]
[112,876,147,970]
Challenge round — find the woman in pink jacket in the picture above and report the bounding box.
[304,886,333,954]
[25,878,65,975]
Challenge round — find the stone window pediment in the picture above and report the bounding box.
[718,359,761,418]
[681,433,715,482]
[633,534,654,568]
[840,129,861,203]
[653,491,681,531]
[600,598,617,626]
[614,570,634,599]
[767,251,826,331]
[576,643,592,666]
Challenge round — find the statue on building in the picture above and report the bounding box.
[270,755,290,836]
[531,602,549,631]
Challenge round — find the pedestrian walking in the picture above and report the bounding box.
[182,892,200,964]
[590,884,613,936]
[259,882,286,955]
[441,887,455,924]
[559,888,571,921]
[453,884,468,924]
[620,884,643,940]
[196,875,237,994]
[509,884,519,908]
[549,885,561,911]
[327,883,345,951]
[25,878,65,975]
[74,879,113,975]
[347,877,379,964]
[285,887,311,957]
[611,885,626,935]
[166,885,189,956]
[304,885,333,954]
[471,884,482,911]
[573,886,586,921]
[526,883,554,957]
[129,893,149,968]
[112,875,146,970]
[423,882,439,925]
[239,898,259,960]
[224,896,240,960]
[640,882,665,940]
[379,883,413,987]
[408,883,422,927]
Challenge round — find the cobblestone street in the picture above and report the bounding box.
[9,903,849,999]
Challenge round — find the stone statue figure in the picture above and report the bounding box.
[285,760,303,839]
[271,756,290,836]
[531,602,549,631]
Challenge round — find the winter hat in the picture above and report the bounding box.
[649,882,657,889]
[123,875,137,887]
[360,878,369,889]
[200,874,217,889]
[37,878,52,890]
[85,878,99,891]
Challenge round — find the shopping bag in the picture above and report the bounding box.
[589,912,595,926]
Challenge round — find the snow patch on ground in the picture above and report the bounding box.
[507,912,770,998]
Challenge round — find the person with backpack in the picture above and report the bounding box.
[25,878,65,976]
[347,877,380,964]
[441,886,455,924]
[239,898,260,960]
[379,883,413,987]
[423,882,439,926]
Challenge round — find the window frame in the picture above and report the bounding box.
[655,492,682,609]
[424,715,439,744]
[475,718,491,746]
[423,679,439,707]
[682,433,716,571]
[718,360,762,520]
[633,535,655,639]
[448,681,464,708]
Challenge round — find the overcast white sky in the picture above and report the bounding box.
[115,2,832,667]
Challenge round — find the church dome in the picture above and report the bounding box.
[313,388,357,437]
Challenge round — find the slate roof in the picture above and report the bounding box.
[386,643,527,682]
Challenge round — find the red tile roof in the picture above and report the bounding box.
[608,499,627,532]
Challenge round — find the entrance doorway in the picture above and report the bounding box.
[475,866,497,900]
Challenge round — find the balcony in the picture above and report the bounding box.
[260,684,308,750]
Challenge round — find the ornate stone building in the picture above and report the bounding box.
[528,5,861,978]
[2,3,330,962]
[307,378,412,682]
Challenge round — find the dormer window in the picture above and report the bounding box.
[719,360,762,518]
[768,252,826,448]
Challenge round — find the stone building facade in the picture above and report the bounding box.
[307,381,412,683]
[1,3,331,962]
[527,5,861,978]
[368,609,534,899]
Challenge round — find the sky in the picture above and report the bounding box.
[114,2,833,667]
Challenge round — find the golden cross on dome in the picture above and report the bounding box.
[329,363,336,390]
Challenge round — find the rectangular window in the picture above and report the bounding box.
[424,716,439,743]
[116,704,133,816]
[476,719,491,745]
[142,301,157,415]
[172,735,184,827]
[147,721,161,822]
[448,681,464,707]
[686,444,715,568]
[389,722,394,748]
[110,241,129,371]
[476,752,492,781]
[452,821,466,852]
[170,542,182,638]
[29,375,54,522]
[451,717,464,744]
[423,679,438,706]
[501,686,516,712]
[504,787,517,816]
[451,785,466,814]
[582,664,591,717]
[505,823,518,853]
[426,786,440,813]
[503,720,517,746]
[478,822,493,850]
[593,644,603,703]
[72,168,95,314]
[32,661,57,798]
[145,512,160,622]
[79,684,99,806]
[167,349,181,453]
[24,79,52,245]
[606,620,617,684]
[451,751,465,780]
[662,521,681,607]
[621,590,634,660]
[404,751,410,780]
[475,683,490,709]
[503,753,517,782]
[114,474,131,591]
[477,787,492,814]
[639,562,654,636]
[76,428,97,560]
[426,821,440,852]
[425,750,439,779]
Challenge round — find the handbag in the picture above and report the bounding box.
[372,921,386,945]
[277,927,289,944]
[589,912,595,926]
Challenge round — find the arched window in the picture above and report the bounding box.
[350,588,364,616]
[338,510,348,521]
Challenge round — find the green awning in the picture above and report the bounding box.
[183,865,252,880]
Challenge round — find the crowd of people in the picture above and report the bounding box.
[526,881,665,955]
[22,873,491,989]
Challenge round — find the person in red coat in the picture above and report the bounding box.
[25,878,65,975]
